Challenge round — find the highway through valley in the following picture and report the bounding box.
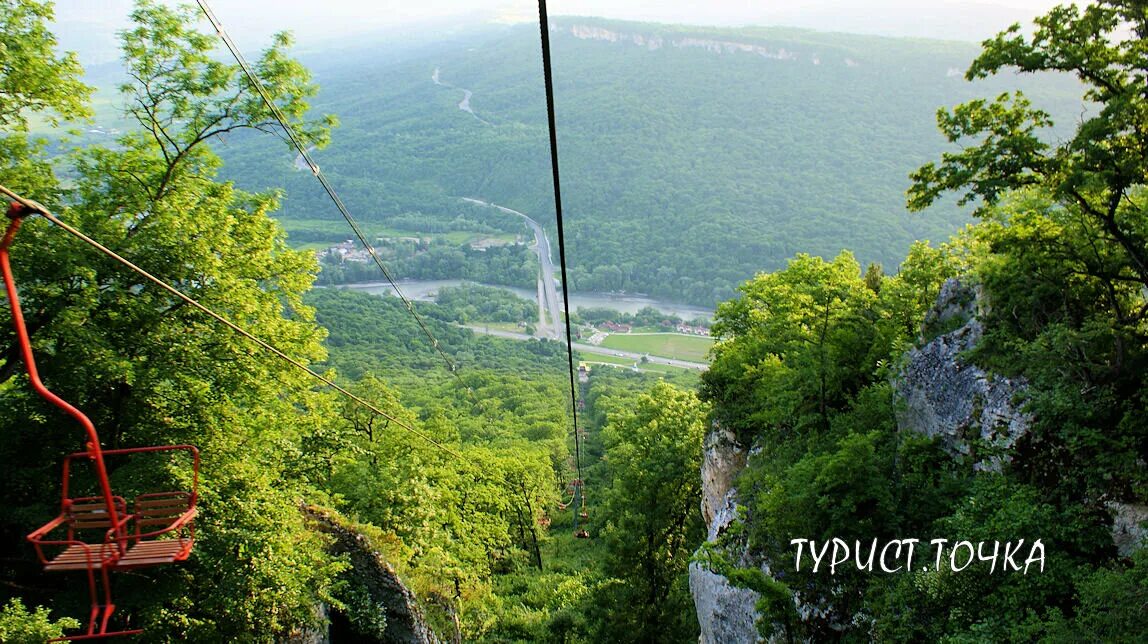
[461,198,564,339]
[460,198,708,371]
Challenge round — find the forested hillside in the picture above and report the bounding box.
[215,17,1084,306]
[2,0,1145,642]
[698,2,1147,640]
[0,2,707,640]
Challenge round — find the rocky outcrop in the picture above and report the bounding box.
[895,278,1031,471]
[565,24,805,62]
[692,277,1146,640]
[303,506,440,644]
[282,605,331,644]
[690,489,763,644]
[1110,502,1148,558]
[691,423,763,643]
[569,24,664,50]
[701,426,748,529]
[692,278,1031,642]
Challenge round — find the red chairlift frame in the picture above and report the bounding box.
[3,201,201,640]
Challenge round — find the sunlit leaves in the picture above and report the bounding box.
[0,0,92,130]
[598,381,706,641]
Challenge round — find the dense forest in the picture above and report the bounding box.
[701,2,1147,640]
[211,15,1085,307]
[0,0,1145,642]
[0,2,705,641]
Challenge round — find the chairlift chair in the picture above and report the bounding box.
[3,202,200,640]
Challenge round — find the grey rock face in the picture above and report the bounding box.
[895,278,1031,470]
[693,423,764,644]
[1110,502,1148,558]
[702,425,748,530]
[304,506,440,644]
[690,490,764,644]
[690,561,762,644]
[693,276,1146,643]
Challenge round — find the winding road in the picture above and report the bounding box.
[432,68,491,126]
[462,198,564,339]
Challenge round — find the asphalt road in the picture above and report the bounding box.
[461,198,564,339]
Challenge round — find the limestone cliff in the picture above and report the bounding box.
[302,506,441,644]
[894,278,1031,470]
[690,426,764,643]
[564,23,808,63]
[690,278,1027,642]
[700,425,747,529]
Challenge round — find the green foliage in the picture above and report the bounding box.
[117,0,334,201]
[1042,548,1148,642]
[907,1,1148,498]
[700,4,1148,639]
[0,598,80,643]
[0,0,92,130]
[0,0,92,207]
[946,190,1148,501]
[703,249,951,443]
[0,2,346,638]
[597,382,706,642]
[213,18,1083,307]
[872,475,1114,642]
[427,283,537,325]
[316,241,537,288]
[574,305,708,330]
[307,286,568,380]
[908,0,1148,290]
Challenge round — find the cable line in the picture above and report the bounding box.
[193,2,585,532]
[0,185,465,461]
[194,0,473,399]
[536,0,585,489]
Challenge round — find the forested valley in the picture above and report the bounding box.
[0,0,1145,642]
[210,13,1087,307]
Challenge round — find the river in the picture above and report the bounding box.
[337,279,714,321]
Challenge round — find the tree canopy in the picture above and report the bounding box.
[908,0,1148,289]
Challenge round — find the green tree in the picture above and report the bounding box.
[599,381,707,642]
[0,1,343,638]
[908,0,1148,500]
[908,0,1148,290]
[0,0,93,201]
[702,252,881,441]
[0,0,91,130]
[120,0,336,201]
[0,598,80,644]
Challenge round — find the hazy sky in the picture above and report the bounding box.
[56,0,1072,63]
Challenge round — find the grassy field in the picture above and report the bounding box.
[575,353,697,377]
[472,322,525,333]
[598,333,713,362]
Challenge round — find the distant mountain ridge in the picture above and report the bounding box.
[216,17,1085,306]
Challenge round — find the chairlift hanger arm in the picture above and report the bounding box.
[3,201,124,531]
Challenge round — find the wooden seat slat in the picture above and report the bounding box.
[44,545,117,571]
[137,505,188,514]
[73,521,115,529]
[136,494,189,503]
[137,500,188,509]
[70,505,114,513]
[117,540,189,568]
